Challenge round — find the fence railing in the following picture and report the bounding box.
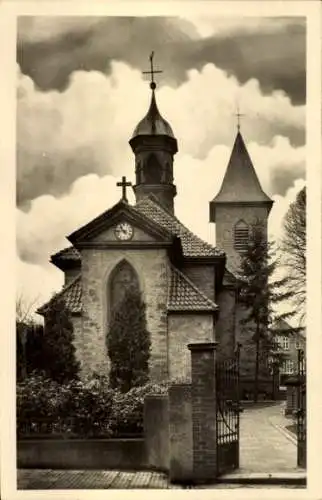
[17,417,144,440]
[17,416,115,439]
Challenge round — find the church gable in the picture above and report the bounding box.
[68,199,175,248]
[91,221,158,244]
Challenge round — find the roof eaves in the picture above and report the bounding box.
[36,275,81,316]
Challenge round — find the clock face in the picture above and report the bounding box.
[114,222,134,241]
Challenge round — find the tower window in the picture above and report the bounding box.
[234,220,249,252]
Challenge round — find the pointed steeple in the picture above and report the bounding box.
[210,131,273,222]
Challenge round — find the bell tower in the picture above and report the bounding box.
[209,122,273,272]
[129,52,178,214]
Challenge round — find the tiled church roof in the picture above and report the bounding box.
[51,245,80,262]
[37,276,82,315]
[211,132,273,204]
[168,266,218,312]
[38,265,217,316]
[51,195,224,265]
[134,195,224,258]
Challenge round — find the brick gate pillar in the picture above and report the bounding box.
[188,342,218,483]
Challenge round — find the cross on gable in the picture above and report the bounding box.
[117,176,132,203]
[142,51,163,89]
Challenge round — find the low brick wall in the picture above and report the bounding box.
[144,395,169,472]
[18,438,148,470]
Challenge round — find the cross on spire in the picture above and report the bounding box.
[142,51,163,90]
[235,106,245,132]
[117,176,132,203]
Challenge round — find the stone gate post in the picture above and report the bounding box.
[188,342,218,483]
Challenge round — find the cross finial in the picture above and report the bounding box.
[142,51,163,90]
[235,106,245,132]
[117,176,132,203]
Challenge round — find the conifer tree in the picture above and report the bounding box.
[237,219,298,401]
[107,287,151,393]
[43,296,79,383]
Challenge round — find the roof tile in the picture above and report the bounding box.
[52,195,224,268]
[168,265,218,312]
[37,276,82,315]
[51,246,80,261]
[134,196,224,258]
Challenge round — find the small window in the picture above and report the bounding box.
[278,335,290,350]
[234,220,249,252]
[281,359,294,374]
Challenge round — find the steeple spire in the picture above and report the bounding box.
[131,52,175,139]
[129,52,178,214]
[209,128,274,272]
[211,131,273,205]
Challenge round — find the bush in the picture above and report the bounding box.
[110,382,168,436]
[17,375,169,439]
[17,374,114,438]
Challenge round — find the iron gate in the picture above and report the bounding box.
[216,344,241,475]
[296,348,306,468]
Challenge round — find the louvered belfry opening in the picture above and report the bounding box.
[234,220,249,252]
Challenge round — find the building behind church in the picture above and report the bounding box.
[38,74,274,385]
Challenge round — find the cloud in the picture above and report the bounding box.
[268,178,306,242]
[17,161,305,317]
[17,174,126,265]
[17,61,305,207]
[16,257,64,322]
[16,39,306,315]
[17,16,306,105]
[17,133,305,268]
[174,137,305,243]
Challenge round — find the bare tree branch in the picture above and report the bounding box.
[280,186,306,322]
[16,291,40,325]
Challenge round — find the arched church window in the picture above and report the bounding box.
[109,260,140,313]
[234,220,249,252]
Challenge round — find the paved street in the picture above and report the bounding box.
[239,402,298,472]
[17,469,304,489]
[17,402,304,489]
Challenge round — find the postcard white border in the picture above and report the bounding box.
[1,1,321,499]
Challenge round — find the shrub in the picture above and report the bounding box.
[17,374,114,438]
[16,374,62,436]
[110,382,168,436]
[58,378,114,437]
[17,375,169,439]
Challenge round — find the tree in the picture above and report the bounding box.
[42,296,79,383]
[107,287,151,393]
[280,186,306,324]
[16,292,40,380]
[237,219,298,402]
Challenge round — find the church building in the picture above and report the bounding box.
[38,60,273,383]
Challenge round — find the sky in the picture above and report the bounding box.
[16,15,306,318]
